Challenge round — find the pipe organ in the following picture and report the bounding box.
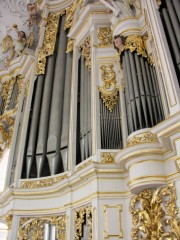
[0,1,180,240]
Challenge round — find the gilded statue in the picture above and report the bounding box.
[1,24,34,65]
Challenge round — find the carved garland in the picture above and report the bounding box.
[18,215,66,240]
[130,182,180,240]
[36,13,61,75]
[74,206,92,240]
[98,64,119,112]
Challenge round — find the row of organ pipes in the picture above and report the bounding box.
[17,0,180,179]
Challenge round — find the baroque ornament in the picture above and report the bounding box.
[74,205,92,240]
[130,182,180,240]
[98,64,119,112]
[114,35,147,61]
[128,132,158,146]
[20,173,67,188]
[79,36,91,71]
[18,215,66,240]
[98,27,112,47]
[36,13,60,75]
[101,152,116,164]
[6,214,13,230]
[66,38,74,53]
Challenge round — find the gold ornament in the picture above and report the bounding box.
[128,132,158,146]
[18,215,66,240]
[124,35,147,58]
[130,182,180,240]
[20,174,67,188]
[79,36,91,71]
[98,65,119,112]
[36,13,60,75]
[74,205,92,240]
[98,27,112,47]
[100,152,116,164]
[6,215,13,230]
[64,0,84,30]
[66,38,74,53]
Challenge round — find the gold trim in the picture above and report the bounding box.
[97,27,112,47]
[100,152,116,164]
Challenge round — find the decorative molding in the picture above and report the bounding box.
[97,27,112,47]
[79,36,91,71]
[103,204,123,239]
[128,132,158,146]
[74,205,92,240]
[100,152,116,164]
[36,13,60,75]
[98,64,119,112]
[76,159,93,172]
[20,173,68,189]
[130,182,180,240]
[18,215,66,240]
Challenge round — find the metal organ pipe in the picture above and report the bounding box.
[47,15,67,175]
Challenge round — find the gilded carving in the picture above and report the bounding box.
[98,65,119,112]
[76,159,92,171]
[66,38,74,53]
[79,36,91,71]
[114,35,147,60]
[36,13,60,75]
[101,152,116,164]
[74,205,92,240]
[98,27,112,47]
[18,215,66,240]
[128,132,158,146]
[20,173,67,188]
[64,0,84,30]
[6,214,13,230]
[130,182,180,240]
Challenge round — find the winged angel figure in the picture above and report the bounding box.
[1,24,34,65]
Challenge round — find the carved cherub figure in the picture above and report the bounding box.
[1,24,34,65]
[113,35,126,53]
[27,3,37,29]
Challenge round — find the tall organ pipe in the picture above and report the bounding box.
[80,56,85,161]
[26,75,44,178]
[60,52,73,171]
[47,15,67,175]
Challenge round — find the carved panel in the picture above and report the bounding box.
[98,27,112,47]
[130,182,180,240]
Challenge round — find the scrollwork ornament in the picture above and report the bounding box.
[66,38,74,53]
[101,152,115,163]
[130,182,180,240]
[125,35,147,58]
